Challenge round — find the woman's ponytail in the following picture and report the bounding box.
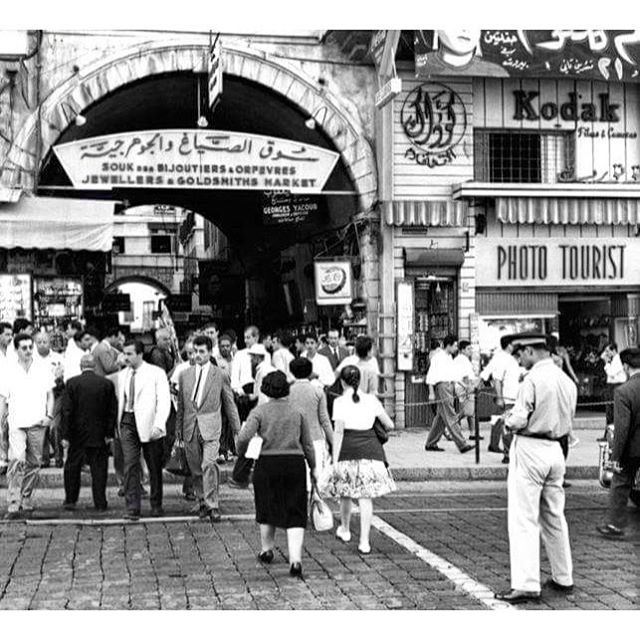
[340,365,361,403]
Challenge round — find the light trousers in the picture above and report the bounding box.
[7,426,46,511]
[507,435,573,592]
[184,430,221,511]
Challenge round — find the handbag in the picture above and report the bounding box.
[231,454,254,488]
[165,437,190,476]
[372,418,389,445]
[245,435,263,460]
[309,483,334,532]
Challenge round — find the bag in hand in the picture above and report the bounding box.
[165,438,190,476]
[231,454,254,488]
[372,418,389,444]
[309,489,334,532]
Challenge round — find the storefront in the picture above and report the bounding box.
[0,195,114,329]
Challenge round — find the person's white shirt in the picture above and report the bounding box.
[480,349,521,404]
[333,389,385,430]
[230,348,253,393]
[34,349,64,381]
[604,353,627,384]
[170,360,192,409]
[337,354,381,376]
[272,347,294,383]
[0,359,54,431]
[191,361,211,407]
[64,339,86,382]
[254,361,276,406]
[425,349,457,386]
[305,352,335,387]
[453,352,475,383]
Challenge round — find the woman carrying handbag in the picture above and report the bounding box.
[320,366,396,554]
[236,371,317,578]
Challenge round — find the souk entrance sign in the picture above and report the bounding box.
[53,130,340,193]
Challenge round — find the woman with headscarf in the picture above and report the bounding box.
[320,365,396,554]
[236,370,316,578]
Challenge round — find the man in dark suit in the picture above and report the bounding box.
[176,335,240,522]
[61,354,118,512]
[597,347,640,539]
[319,329,349,371]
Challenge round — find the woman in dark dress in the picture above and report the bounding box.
[236,371,317,577]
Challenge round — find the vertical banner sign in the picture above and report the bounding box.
[314,260,353,306]
[208,32,222,111]
[397,280,414,371]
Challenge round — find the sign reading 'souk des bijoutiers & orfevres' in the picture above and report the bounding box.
[476,238,639,288]
[53,130,340,193]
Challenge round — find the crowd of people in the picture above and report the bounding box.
[2,314,638,590]
[0,316,396,576]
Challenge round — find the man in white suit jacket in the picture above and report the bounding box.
[114,339,170,519]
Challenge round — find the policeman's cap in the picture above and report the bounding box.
[510,333,551,350]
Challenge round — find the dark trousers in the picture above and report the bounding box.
[607,459,640,529]
[120,413,164,512]
[64,443,108,509]
[42,396,64,465]
[490,404,514,455]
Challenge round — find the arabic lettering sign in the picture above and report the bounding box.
[314,260,353,306]
[53,130,340,193]
[401,82,467,169]
[261,191,321,225]
[415,30,640,82]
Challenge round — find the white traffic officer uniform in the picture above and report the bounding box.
[504,354,577,593]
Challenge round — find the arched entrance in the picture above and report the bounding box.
[27,42,377,336]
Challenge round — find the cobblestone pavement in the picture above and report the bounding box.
[0,481,637,610]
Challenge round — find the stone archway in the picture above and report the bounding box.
[9,40,377,210]
[104,275,172,297]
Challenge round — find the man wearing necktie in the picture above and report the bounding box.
[115,340,170,520]
[176,335,241,522]
[319,329,349,371]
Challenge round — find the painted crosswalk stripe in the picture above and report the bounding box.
[371,514,514,610]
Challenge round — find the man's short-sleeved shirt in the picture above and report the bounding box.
[0,359,54,431]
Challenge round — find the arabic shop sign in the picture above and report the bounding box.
[261,191,321,226]
[53,130,340,193]
[400,82,467,169]
[476,237,640,288]
[415,30,640,82]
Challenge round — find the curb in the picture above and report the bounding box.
[1,465,599,489]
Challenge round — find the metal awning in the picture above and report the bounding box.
[496,197,640,225]
[0,195,115,252]
[384,200,467,227]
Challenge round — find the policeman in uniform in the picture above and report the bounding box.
[495,334,577,604]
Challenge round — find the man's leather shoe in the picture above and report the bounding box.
[460,444,474,454]
[117,487,125,497]
[258,550,274,564]
[495,589,540,603]
[289,562,303,577]
[209,508,221,523]
[425,445,445,452]
[597,523,624,539]
[488,446,503,454]
[63,502,76,511]
[502,456,510,464]
[4,510,21,521]
[469,434,484,441]
[124,510,140,521]
[150,507,165,518]
[198,504,210,519]
[543,579,574,593]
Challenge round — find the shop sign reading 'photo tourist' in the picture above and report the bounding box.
[476,237,640,287]
[53,130,339,193]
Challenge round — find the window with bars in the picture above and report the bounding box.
[474,129,574,183]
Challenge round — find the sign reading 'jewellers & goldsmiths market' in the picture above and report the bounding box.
[53,130,340,193]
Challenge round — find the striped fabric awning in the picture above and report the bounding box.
[384,200,467,226]
[497,197,640,225]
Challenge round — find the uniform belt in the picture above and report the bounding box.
[517,432,562,441]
